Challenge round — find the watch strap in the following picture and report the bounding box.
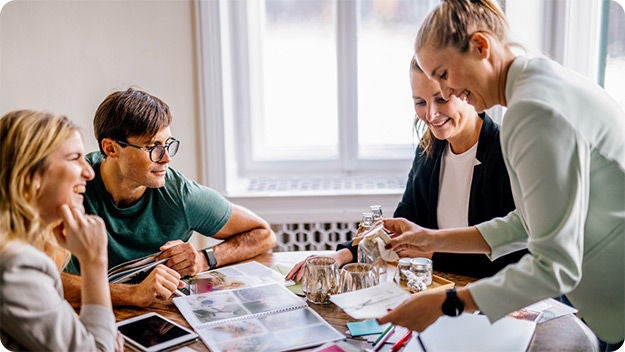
[202,248,218,270]
[442,288,465,317]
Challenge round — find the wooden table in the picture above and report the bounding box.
[114,251,598,352]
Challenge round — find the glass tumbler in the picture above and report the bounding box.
[303,256,339,304]
[339,263,380,293]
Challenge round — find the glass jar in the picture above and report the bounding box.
[396,257,413,284]
[410,257,433,286]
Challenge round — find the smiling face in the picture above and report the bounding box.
[416,42,494,113]
[114,126,173,190]
[35,131,95,224]
[411,68,480,148]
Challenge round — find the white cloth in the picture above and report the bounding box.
[469,56,624,343]
[437,142,480,229]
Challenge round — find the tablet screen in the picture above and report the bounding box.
[118,313,197,351]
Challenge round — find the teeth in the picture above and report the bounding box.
[73,185,86,194]
[432,119,447,127]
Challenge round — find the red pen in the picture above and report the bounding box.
[391,330,412,352]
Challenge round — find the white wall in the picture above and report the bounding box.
[0,0,201,181]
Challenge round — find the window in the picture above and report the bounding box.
[205,0,439,190]
[600,0,625,108]
[196,0,619,223]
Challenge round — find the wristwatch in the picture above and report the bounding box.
[442,289,465,317]
[202,248,218,270]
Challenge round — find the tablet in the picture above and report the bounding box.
[117,312,198,352]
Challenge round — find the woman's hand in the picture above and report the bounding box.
[56,204,108,266]
[382,218,435,253]
[114,331,125,352]
[285,250,353,282]
[395,246,433,259]
[376,289,446,332]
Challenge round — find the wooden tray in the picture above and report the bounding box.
[395,273,454,293]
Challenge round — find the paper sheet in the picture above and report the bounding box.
[403,314,536,352]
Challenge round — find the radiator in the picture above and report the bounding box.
[271,221,360,252]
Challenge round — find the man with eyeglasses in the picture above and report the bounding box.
[62,87,276,307]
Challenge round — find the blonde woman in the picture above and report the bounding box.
[378,0,624,349]
[0,110,119,351]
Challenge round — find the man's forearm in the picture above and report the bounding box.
[212,228,276,267]
[61,272,83,306]
[62,271,150,307]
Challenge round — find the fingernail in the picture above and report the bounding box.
[385,244,391,249]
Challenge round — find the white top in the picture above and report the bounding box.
[470,56,624,343]
[437,142,479,229]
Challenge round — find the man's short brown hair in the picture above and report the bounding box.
[94,88,172,152]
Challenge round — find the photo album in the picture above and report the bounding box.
[173,282,344,352]
[107,253,168,284]
[108,252,289,288]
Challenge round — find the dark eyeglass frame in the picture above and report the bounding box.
[115,138,180,162]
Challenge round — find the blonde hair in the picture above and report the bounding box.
[416,0,509,53]
[410,57,436,157]
[0,110,76,265]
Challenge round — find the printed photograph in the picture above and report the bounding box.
[203,320,267,343]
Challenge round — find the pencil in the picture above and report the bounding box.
[372,324,394,345]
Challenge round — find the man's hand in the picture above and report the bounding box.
[131,264,184,306]
[157,240,206,276]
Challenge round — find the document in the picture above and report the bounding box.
[173,282,344,352]
[329,282,411,320]
[402,314,536,352]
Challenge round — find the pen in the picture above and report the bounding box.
[390,330,412,352]
[372,324,394,345]
[416,334,428,352]
[372,326,395,351]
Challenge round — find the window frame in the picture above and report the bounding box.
[195,0,612,223]
[203,0,416,180]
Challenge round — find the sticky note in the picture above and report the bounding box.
[346,320,384,337]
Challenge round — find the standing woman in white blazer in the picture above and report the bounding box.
[377,0,624,350]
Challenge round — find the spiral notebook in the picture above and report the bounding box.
[173,282,344,352]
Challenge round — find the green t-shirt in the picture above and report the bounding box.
[65,152,232,274]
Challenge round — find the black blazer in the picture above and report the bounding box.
[339,114,527,278]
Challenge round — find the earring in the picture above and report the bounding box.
[34,183,40,191]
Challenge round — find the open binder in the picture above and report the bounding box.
[107,253,167,284]
[173,282,344,352]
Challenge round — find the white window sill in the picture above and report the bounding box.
[224,176,406,224]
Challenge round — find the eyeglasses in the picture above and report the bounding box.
[115,138,180,162]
